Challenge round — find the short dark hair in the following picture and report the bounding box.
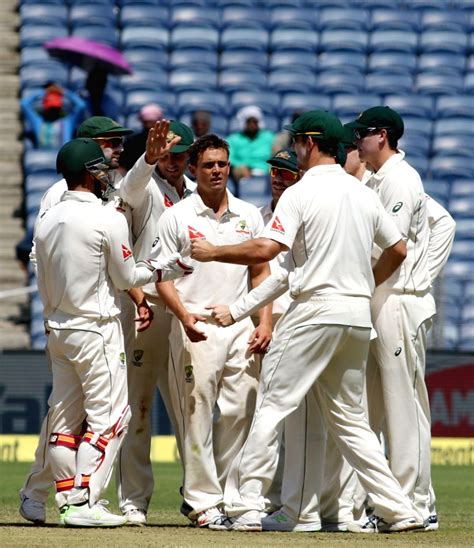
[188,134,230,166]
[313,137,339,158]
[387,130,399,150]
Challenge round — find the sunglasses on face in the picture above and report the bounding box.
[354,127,389,140]
[95,136,124,148]
[270,167,299,182]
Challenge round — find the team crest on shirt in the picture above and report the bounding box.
[121,244,133,260]
[119,352,126,368]
[164,193,174,208]
[114,196,129,213]
[185,365,194,383]
[271,216,285,234]
[132,349,144,367]
[188,225,205,239]
[235,219,251,235]
[392,201,403,213]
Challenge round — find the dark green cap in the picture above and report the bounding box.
[56,138,105,175]
[341,125,357,148]
[346,106,404,139]
[167,120,194,153]
[267,148,298,171]
[283,110,344,142]
[76,116,134,138]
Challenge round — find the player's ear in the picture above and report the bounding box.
[188,163,197,177]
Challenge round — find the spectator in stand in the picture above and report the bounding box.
[227,106,274,190]
[272,111,304,156]
[191,110,211,138]
[21,83,86,149]
[120,103,164,171]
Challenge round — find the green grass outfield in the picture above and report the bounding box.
[0,462,472,547]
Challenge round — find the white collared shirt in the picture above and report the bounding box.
[157,189,264,315]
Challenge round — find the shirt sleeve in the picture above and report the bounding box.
[262,186,300,250]
[156,208,183,256]
[105,211,153,290]
[372,191,404,250]
[426,195,456,281]
[118,154,155,209]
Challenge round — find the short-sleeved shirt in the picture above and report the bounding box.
[263,164,401,327]
[157,189,264,315]
[366,151,431,293]
[227,130,274,172]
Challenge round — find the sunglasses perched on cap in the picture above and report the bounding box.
[354,127,390,140]
[94,136,124,148]
[270,166,299,182]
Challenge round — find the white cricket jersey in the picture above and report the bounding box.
[366,151,432,293]
[426,195,456,282]
[263,164,402,327]
[130,169,196,297]
[35,191,154,327]
[158,189,264,315]
[259,202,293,316]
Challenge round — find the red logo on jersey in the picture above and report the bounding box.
[188,225,205,239]
[164,193,174,208]
[122,244,133,260]
[271,216,285,234]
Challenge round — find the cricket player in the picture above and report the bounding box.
[19,116,181,525]
[191,110,424,533]
[34,139,192,527]
[155,134,272,528]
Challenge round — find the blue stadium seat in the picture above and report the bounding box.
[369,30,418,53]
[407,156,429,179]
[229,90,280,116]
[318,52,366,74]
[30,292,46,350]
[25,173,58,195]
[449,198,474,219]
[168,69,218,92]
[464,73,474,94]
[416,72,464,96]
[23,149,59,175]
[434,118,474,137]
[221,6,268,29]
[417,53,466,76]
[169,49,218,70]
[270,7,316,30]
[124,90,176,116]
[176,91,229,116]
[21,0,65,4]
[69,4,116,29]
[119,5,170,28]
[72,26,119,49]
[402,116,433,138]
[459,325,474,352]
[419,31,468,55]
[20,24,68,49]
[319,30,368,53]
[120,69,168,92]
[365,73,414,95]
[454,218,474,240]
[318,8,370,31]
[424,180,451,204]
[268,68,317,94]
[221,50,268,71]
[20,47,50,68]
[359,0,398,8]
[370,9,419,31]
[270,28,318,52]
[316,71,364,95]
[384,94,434,119]
[409,0,447,10]
[450,179,474,199]
[431,136,469,158]
[218,68,268,93]
[332,94,381,119]
[420,10,470,32]
[170,6,220,29]
[368,52,417,75]
[270,51,317,71]
[20,63,69,91]
[398,134,431,157]
[117,0,162,5]
[221,27,269,51]
[121,27,169,50]
[238,176,271,209]
[20,4,68,27]
[124,49,169,71]
[430,156,474,182]
[280,93,331,116]
[68,0,115,4]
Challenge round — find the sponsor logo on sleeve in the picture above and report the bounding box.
[122,244,133,260]
[188,225,205,239]
[271,216,285,234]
[392,201,403,213]
[164,194,174,208]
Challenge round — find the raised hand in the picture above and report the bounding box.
[144,119,182,165]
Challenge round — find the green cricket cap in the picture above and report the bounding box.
[56,138,105,175]
[266,148,298,171]
[341,125,357,148]
[76,116,134,138]
[167,120,194,153]
[346,106,404,139]
[283,110,344,142]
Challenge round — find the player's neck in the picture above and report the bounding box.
[372,148,396,172]
[199,188,228,218]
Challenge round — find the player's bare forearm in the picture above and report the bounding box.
[127,288,153,331]
[249,262,273,329]
[373,239,407,286]
[156,280,187,322]
[191,237,284,265]
[127,287,146,306]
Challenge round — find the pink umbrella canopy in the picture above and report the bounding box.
[44,36,133,76]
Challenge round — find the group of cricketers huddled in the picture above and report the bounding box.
[19,104,455,533]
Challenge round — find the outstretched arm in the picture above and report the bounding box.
[191,237,286,265]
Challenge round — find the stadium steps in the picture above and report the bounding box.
[0,0,29,350]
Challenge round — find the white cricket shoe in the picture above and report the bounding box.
[227,510,262,532]
[346,515,378,533]
[64,500,127,527]
[348,515,424,533]
[196,506,227,529]
[19,492,46,525]
[424,514,439,531]
[262,509,321,532]
[124,508,147,526]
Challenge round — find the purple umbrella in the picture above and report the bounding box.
[44,37,133,76]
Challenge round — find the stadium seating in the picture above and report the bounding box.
[69,4,116,29]
[280,93,331,116]
[368,52,417,75]
[20,3,68,27]
[119,5,170,28]
[229,90,280,116]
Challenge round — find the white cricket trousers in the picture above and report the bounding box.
[117,297,182,513]
[46,317,128,508]
[224,301,419,523]
[169,316,259,517]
